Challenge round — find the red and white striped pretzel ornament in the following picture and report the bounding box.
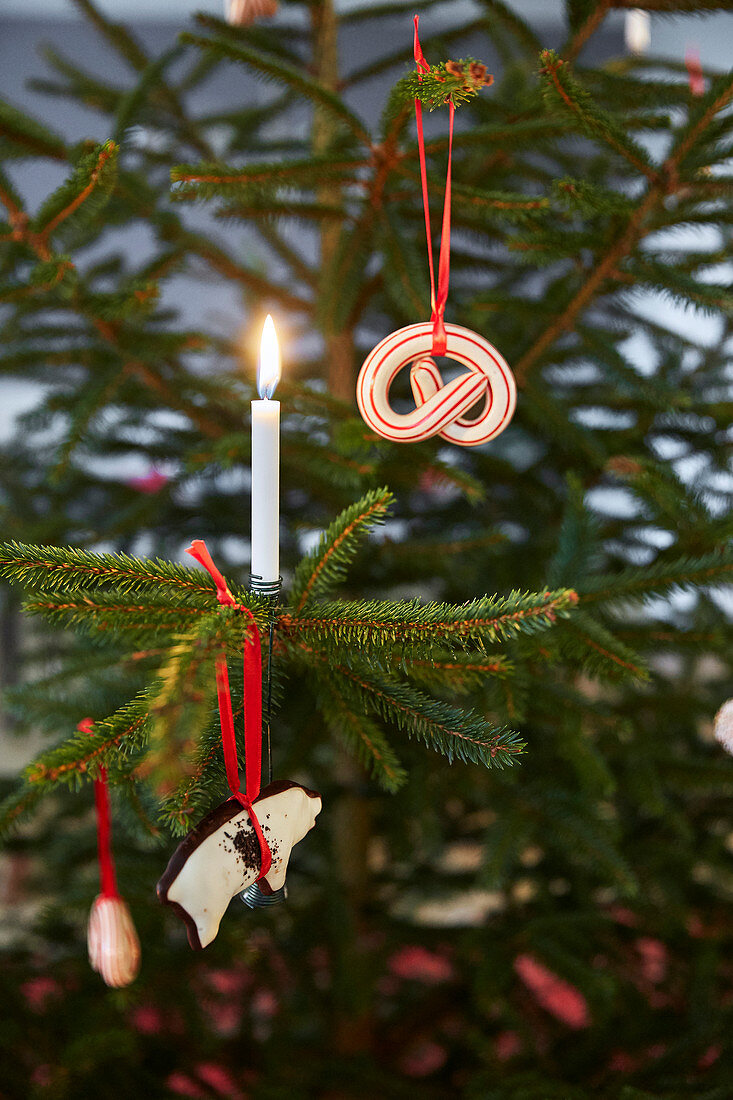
[355,20,515,448]
[356,322,516,447]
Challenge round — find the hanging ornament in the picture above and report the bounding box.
[225,0,278,27]
[81,718,141,988]
[357,322,515,446]
[88,895,142,989]
[158,780,321,950]
[625,10,651,57]
[714,699,733,755]
[355,17,516,448]
[156,542,321,950]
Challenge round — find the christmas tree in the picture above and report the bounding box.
[1,1,732,1095]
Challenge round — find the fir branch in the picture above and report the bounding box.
[398,60,494,112]
[299,642,522,770]
[281,589,579,652]
[548,474,602,587]
[160,734,223,834]
[515,63,733,384]
[34,141,118,242]
[556,612,650,681]
[24,701,150,788]
[215,200,345,226]
[0,541,229,602]
[578,549,733,605]
[563,0,613,63]
[405,118,566,159]
[0,169,24,225]
[70,0,149,71]
[514,186,659,382]
[49,362,131,481]
[554,177,637,217]
[0,177,51,262]
[32,46,124,116]
[173,227,312,312]
[171,156,365,202]
[630,258,733,313]
[612,0,733,11]
[667,67,733,171]
[401,654,513,694]
[120,777,161,839]
[316,203,381,333]
[320,687,407,792]
[539,51,659,182]
[0,784,46,841]
[0,99,67,160]
[481,0,543,57]
[142,617,229,799]
[336,662,523,769]
[376,529,506,568]
[659,758,733,797]
[181,33,371,146]
[256,223,318,287]
[71,0,215,158]
[22,592,205,642]
[529,787,637,892]
[379,204,430,318]
[113,44,186,144]
[448,182,550,215]
[291,487,393,613]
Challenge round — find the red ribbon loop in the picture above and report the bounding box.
[414,14,454,357]
[79,717,119,899]
[187,539,236,607]
[185,541,272,880]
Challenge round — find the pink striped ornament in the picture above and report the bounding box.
[714,698,733,755]
[356,322,516,447]
[225,0,278,25]
[87,894,141,989]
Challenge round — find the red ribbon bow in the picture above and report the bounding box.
[414,14,454,357]
[186,540,272,880]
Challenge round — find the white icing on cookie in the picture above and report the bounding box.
[157,781,321,949]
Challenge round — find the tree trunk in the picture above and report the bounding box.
[311,0,374,1057]
[311,0,356,403]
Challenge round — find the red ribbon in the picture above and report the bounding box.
[78,717,118,899]
[414,14,454,357]
[186,540,272,880]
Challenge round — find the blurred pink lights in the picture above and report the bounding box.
[514,954,590,1029]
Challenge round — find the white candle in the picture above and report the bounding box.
[625,10,650,56]
[251,315,281,584]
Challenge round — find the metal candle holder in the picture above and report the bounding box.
[247,575,282,599]
[241,881,288,908]
[241,573,284,909]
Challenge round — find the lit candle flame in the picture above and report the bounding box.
[257,315,281,399]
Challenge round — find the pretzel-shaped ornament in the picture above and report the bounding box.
[356,322,516,447]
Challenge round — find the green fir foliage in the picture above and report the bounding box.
[0,0,732,1095]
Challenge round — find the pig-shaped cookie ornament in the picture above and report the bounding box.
[157,780,321,950]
